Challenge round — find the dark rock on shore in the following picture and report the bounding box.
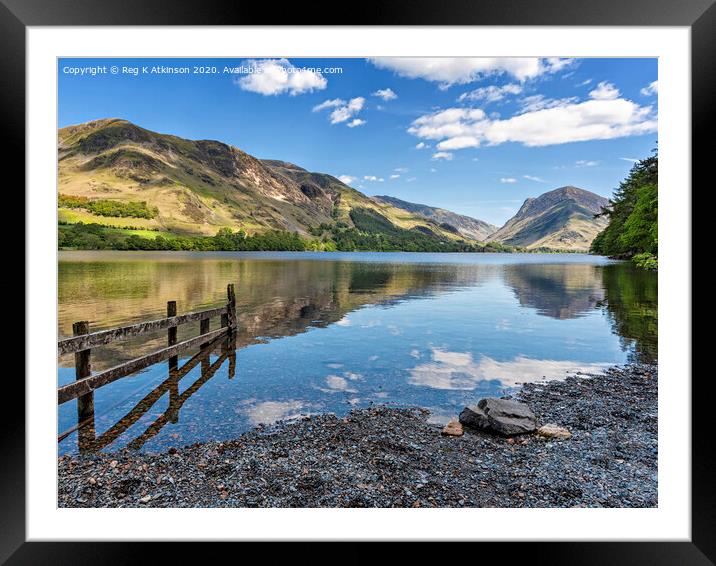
[57,363,657,508]
[459,398,537,436]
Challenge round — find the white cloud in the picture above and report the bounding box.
[577,78,593,86]
[575,160,599,167]
[458,83,522,103]
[410,108,486,140]
[338,175,356,185]
[500,177,517,184]
[437,136,481,150]
[619,157,639,163]
[545,57,575,73]
[330,97,365,124]
[415,142,429,150]
[429,168,437,173]
[312,98,344,112]
[373,88,397,101]
[406,177,417,182]
[589,81,620,100]
[363,175,379,181]
[369,57,573,87]
[237,59,327,96]
[523,175,548,183]
[518,94,579,113]
[640,80,658,96]
[408,97,656,149]
[314,96,366,126]
[394,167,409,173]
[390,174,400,179]
[432,151,453,161]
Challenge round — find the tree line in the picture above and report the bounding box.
[58,222,519,253]
[590,151,658,269]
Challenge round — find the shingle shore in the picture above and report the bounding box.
[58,364,657,508]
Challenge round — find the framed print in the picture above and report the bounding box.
[5,0,711,562]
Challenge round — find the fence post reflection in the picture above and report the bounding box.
[64,334,238,454]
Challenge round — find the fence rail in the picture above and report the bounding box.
[57,305,228,356]
[57,284,237,408]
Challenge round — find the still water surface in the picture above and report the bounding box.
[58,251,657,454]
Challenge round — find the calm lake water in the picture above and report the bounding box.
[58,251,657,455]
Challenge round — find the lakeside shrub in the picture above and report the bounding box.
[59,194,159,219]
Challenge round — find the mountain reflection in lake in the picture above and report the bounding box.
[58,251,657,454]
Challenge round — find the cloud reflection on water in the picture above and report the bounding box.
[241,399,315,426]
[409,348,609,390]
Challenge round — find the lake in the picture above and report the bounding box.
[58,251,657,455]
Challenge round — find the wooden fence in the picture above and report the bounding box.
[57,284,237,422]
[58,331,236,453]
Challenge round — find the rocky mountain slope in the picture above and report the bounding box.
[488,186,609,251]
[371,195,498,241]
[58,119,335,236]
[58,119,483,243]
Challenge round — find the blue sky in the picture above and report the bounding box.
[58,57,657,226]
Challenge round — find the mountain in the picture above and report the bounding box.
[58,118,473,246]
[59,118,334,236]
[370,195,497,241]
[488,186,609,251]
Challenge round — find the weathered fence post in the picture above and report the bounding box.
[167,300,178,371]
[73,321,95,453]
[227,283,237,333]
[200,316,210,347]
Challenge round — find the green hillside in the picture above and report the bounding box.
[58,119,505,252]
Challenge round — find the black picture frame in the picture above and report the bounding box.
[5,0,708,562]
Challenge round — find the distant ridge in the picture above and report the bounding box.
[371,195,498,241]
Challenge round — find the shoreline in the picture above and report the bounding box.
[58,363,657,508]
[59,248,593,254]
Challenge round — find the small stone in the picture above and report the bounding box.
[109,460,118,468]
[168,447,178,455]
[139,495,152,504]
[88,477,97,485]
[536,424,572,440]
[441,420,464,437]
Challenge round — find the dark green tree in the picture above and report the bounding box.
[591,150,658,268]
